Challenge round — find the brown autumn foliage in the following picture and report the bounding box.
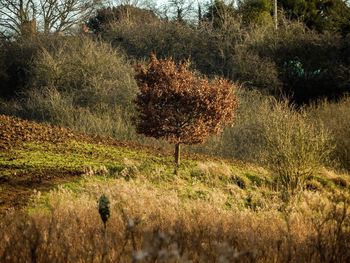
[134,55,237,166]
[0,114,152,152]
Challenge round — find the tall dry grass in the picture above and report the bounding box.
[0,179,349,262]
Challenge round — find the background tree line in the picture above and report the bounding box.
[1,0,349,104]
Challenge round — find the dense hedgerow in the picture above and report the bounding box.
[101,14,350,104]
[0,36,138,139]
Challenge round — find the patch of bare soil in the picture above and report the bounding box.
[0,115,163,214]
[0,114,230,214]
[0,169,82,215]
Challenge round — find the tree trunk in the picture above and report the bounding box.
[174,143,181,174]
[274,0,278,30]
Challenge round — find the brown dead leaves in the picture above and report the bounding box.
[134,55,237,145]
[0,115,82,149]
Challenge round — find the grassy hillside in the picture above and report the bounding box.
[1,114,350,262]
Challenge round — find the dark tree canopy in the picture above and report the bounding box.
[134,55,237,146]
[279,0,350,34]
[238,0,273,25]
[87,5,159,33]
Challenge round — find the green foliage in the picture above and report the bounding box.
[246,172,264,187]
[232,175,250,189]
[239,0,273,26]
[244,191,265,210]
[279,0,350,34]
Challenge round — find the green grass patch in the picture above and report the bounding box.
[2,138,348,216]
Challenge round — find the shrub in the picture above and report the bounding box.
[307,96,350,171]
[191,89,334,190]
[239,20,350,103]
[232,48,282,94]
[261,101,333,193]
[18,86,136,140]
[0,38,41,98]
[31,37,136,112]
[189,88,272,162]
[103,19,244,80]
[87,5,159,33]
[0,36,139,140]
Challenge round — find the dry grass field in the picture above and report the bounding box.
[1,115,350,262]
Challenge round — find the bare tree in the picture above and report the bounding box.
[158,0,194,22]
[0,0,36,35]
[105,0,156,9]
[0,0,99,36]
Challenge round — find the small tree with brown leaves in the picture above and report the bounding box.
[134,55,237,172]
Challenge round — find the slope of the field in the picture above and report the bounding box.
[1,114,350,262]
[1,113,349,213]
[0,114,171,211]
[0,114,270,213]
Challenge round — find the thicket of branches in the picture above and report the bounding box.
[1,0,349,103]
[91,1,350,104]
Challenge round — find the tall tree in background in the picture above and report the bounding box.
[0,0,99,37]
[161,0,194,22]
[134,55,237,172]
[279,0,350,33]
[203,0,236,29]
[238,0,273,26]
[87,4,159,33]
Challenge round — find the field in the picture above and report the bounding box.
[1,1,350,261]
[1,114,350,262]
